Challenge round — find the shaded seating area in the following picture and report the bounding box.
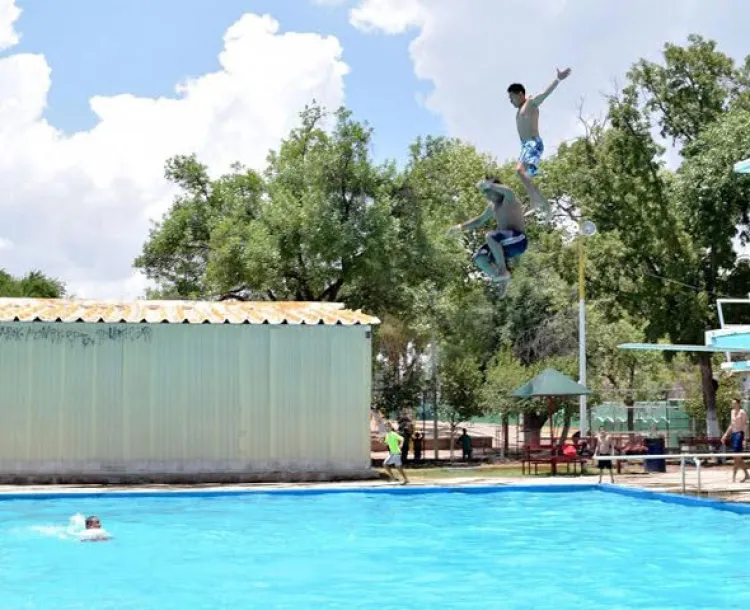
[521,442,587,475]
[513,369,591,476]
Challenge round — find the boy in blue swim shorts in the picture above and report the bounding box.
[721,398,749,482]
[448,178,528,297]
[507,67,572,219]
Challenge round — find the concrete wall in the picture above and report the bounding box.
[0,322,374,483]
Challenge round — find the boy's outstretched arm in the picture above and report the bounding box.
[448,205,493,235]
[531,67,572,107]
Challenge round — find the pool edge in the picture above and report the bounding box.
[0,483,598,501]
[0,482,746,513]
[598,484,750,514]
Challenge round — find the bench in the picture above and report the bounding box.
[677,436,724,452]
[521,445,588,476]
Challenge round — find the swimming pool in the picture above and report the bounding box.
[1,485,748,609]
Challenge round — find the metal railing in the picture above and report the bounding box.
[594,452,750,494]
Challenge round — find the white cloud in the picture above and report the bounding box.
[0,0,20,50]
[0,5,348,298]
[311,0,349,6]
[349,0,424,34]
[349,0,750,165]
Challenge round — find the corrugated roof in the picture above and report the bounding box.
[0,298,380,326]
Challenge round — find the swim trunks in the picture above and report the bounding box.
[519,137,544,177]
[473,229,528,265]
[731,430,745,452]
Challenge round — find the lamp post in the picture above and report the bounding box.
[429,289,439,460]
[578,220,597,438]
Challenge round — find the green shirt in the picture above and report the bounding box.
[385,431,403,454]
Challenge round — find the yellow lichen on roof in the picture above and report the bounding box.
[0,298,380,326]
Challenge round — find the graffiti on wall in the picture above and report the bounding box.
[0,324,153,347]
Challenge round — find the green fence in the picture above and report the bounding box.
[468,400,692,448]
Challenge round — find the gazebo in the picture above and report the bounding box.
[512,368,592,475]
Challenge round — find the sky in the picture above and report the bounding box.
[0,0,748,299]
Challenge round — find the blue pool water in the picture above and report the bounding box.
[1,487,749,609]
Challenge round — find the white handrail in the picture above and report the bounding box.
[592,452,750,494]
[592,452,750,460]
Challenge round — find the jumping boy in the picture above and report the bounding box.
[507,67,572,216]
[448,178,528,297]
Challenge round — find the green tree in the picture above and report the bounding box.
[585,306,673,431]
[0,270,65,298]
[628,35,747,146]
[260,105,402,306]
[135,154,266,298]
[439,353,484,459]
[624,36,750,436]
[136,104,408,309]
[373,314,427,418]
[542,35,750,437]
[481,347,579,447]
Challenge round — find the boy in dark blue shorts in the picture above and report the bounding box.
[721,398,749,482]
[448,178,528,297]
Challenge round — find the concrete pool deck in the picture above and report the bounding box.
[1,465,750,502]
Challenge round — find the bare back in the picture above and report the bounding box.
[731,408,748,434]
[516,98,540,141]
[492,191,525,234]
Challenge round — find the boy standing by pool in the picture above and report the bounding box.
[721,398,749,482]
[593,428,615,484]
[383,423,409,485]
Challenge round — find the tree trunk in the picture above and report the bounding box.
[626,366,636,432]
[626,409,635,433]
[558,410,572,448]
[699,353,720,437]
[523,412,547,447]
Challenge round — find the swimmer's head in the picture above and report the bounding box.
[507,83,526,108]
[85,516,101,529]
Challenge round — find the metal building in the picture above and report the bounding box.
[0,298,379,483]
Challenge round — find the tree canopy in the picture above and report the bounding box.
[133,35,750,438]
[0,270,65,298]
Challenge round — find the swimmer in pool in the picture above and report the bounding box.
[81,515,111,542]
[85,515,101,529]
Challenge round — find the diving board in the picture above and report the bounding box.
[619,342,750,374]
[619,296,750,379]
[619,342,750,353]
[735,158,750,174]
[721,361,750,372]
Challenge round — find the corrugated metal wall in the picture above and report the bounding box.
[0,323,372,477]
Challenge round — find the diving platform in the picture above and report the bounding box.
[619,297,750,373]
